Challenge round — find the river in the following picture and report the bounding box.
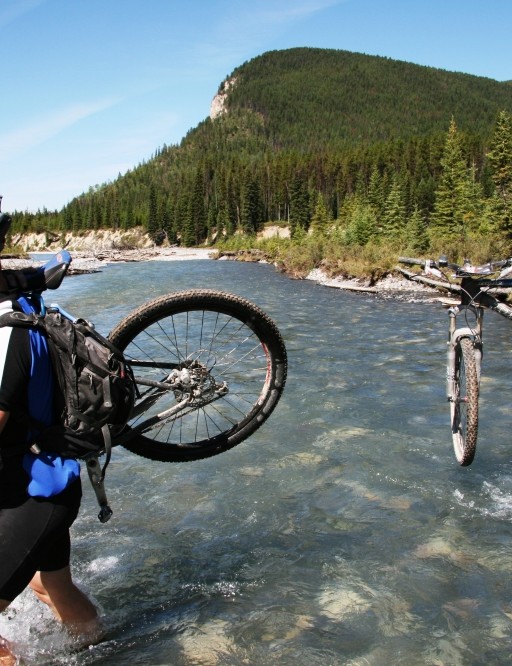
[2,258,512,665]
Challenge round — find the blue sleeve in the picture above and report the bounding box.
[27,329,54,427]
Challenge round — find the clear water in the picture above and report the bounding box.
[2,259,512,665]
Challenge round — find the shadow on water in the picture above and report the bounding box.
[3,259,512,665]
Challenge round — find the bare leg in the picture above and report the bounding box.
[0,601,15,666]
[29,567,102,640]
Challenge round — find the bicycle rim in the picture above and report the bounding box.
[108,290,287,462]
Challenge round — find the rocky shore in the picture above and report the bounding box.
[304,267,438,298]
[0,246,218,274]
[1,245,441,300]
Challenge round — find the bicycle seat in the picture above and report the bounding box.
[0,208,71,290]
[24,251,72,291]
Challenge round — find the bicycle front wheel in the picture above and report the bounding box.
[450,337,479,466]
[108,289,287,462]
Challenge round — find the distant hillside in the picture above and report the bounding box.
[215,47,512,148]
[10,47,512,255]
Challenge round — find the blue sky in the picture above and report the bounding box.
[1,0,511,213]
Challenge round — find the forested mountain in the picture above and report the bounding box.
[222,48,512,148]
[10,47,512,256]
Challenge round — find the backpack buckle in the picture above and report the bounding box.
[84,454,113,523]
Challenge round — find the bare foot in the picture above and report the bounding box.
[66,617,105,647]
[0,638,15,666]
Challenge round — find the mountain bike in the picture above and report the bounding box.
[399,255,512,466]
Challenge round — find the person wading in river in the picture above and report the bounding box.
[0,208,101,664]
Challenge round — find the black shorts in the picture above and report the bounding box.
[0,479,82,602]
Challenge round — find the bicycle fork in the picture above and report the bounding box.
[446,304,483,403]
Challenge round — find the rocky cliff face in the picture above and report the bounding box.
[209,77,237,119]
[10,227,154,253]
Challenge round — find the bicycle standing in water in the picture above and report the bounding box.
[399,255,512,466]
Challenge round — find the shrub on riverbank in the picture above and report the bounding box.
[216,232,511,280]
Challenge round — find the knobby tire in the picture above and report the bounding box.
[108,290,287,462]
[451,337,479,466]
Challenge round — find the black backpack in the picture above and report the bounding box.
[0,308,135,521]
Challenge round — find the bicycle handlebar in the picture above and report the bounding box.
[399,256,512,278]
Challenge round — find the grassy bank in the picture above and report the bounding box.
[215,232,510,280]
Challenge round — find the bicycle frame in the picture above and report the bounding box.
[447,301,483,401]
[446,276,487,401]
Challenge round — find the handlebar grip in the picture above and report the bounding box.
[492,300,512,321]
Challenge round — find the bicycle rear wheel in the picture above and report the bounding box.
[450,337,479,466]
[108,289,287,462]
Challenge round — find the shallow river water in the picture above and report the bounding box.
[2,258,512,665]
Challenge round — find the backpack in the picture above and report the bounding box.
[0,307,136,521]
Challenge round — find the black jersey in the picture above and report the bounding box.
[0,298,53,503]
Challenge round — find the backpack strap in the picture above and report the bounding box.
[84,451,113,523]
[0,309,42,469]
[0,310,40,329]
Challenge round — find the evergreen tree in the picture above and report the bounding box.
[102,195,113,228]
[216,201,230,238]
[180,198,196,247]
[190,166,207,243]
[63,206,73,231]
[241,176,264,233]
[430,119,474,241]
[206,204,216,243]
[345,198,376,246]
[147,184,159,241]
[310,191,330,234]
[72,203,83,231]
[225,175,239,235]
[123,198,134,230]
[367,165,386,217]
[381,176,407,243]
[487,110,512,238]
[406,205,430,253]
[289,176,310,238]
[152,196,166,245]
[162,197,176,243]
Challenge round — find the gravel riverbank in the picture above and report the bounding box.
[1,246,439,299]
